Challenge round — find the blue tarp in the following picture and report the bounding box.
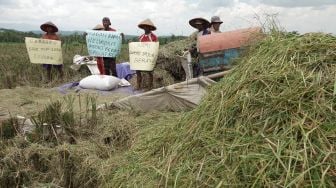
[116,63,135,80]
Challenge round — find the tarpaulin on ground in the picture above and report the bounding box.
[109,76,216,112]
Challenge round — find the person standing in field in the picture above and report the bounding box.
[188,17,211,77]
[40,21,63,81]
[136,18,158,90]
[102,17,118,76]
[209,16,223,33]
[92,24,105,75]
[188,17,211,52]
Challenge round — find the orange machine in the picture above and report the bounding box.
[198,27,262,74]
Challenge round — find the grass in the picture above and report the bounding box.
[0,93,180,187]
[0,42,130,89]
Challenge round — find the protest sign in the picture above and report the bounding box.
[129,42,159,71]
[25,37,63,65]
[86,30,122,57]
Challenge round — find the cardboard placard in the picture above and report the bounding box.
[129,42,159,71]
[86,30,122,57]
[25,37,63,64]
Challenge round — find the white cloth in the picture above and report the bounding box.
[71,55,100,75]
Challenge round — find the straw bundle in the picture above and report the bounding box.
[0,99,137,187]
[126,32,336,187]
[156,37,194,80]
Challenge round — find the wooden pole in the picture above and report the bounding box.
[206,70,233,79]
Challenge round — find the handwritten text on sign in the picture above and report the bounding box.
[86,30,122,57]
[129,42,159,71]
[25,37,63,65]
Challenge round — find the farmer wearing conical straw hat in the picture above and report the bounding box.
[138,19,157,42]
[135,18,158,90]
[188,17,211,52]
[188,17,211,77]
[40,21,63,81]
[189,17,211,39]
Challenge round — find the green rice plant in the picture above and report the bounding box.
[84,94,98,127]
[0,43,89,89]
[30,101,63,144]
[62,95,76,128]
[0,117,19,139]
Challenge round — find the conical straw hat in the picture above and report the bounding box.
[138,19,156,31]
[188,17,210,29]
[40,21,58,32]
[93,24,104,30]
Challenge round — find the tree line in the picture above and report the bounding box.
[0,28,186,45]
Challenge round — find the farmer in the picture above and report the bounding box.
[102,17,118,76]
[188,17,211,54]
[136,18,158,90]
[40,21,63,81]
[189,17,211,41]
[210,16,223,33]
[92,24,105,75]
[188,17,211,77]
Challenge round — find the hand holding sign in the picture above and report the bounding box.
[86,30,122,57]
[25,37,63,65]
[129,42,159,71]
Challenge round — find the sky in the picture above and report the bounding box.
[0,0,335,36]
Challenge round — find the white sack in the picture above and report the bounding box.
[79,75,121,91]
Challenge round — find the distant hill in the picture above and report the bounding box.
[0,28,40,42]
[29,30,85,36]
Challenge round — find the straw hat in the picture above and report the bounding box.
[138,19,156,31]
[189,17,210,29]
[40,21,58,32]
[93,24,104,30]
[211,16,223,24]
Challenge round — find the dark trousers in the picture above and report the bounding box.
[136,70,153,89]
[193,63,202,77]
[103,57,117,77]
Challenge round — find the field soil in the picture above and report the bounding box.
[0,86,127,121]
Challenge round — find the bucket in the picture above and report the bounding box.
[179,51,193,80]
